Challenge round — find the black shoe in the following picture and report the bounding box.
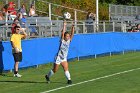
[45,75,50,83]
[67,80,72,84]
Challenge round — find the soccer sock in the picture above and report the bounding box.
[65,71,71,80]
[47,70,54,78]
[14,71,18,74]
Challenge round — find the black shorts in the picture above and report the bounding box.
[13,52,22,62]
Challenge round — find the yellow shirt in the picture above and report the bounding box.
[10,34,24,52]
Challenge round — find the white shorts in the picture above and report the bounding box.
[55,56,67,64]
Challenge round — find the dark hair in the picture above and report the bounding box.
[131,26,137,31]
[86,12,91,19]
[13,18,19,22]
[14,26,20,30]
[22,4,25,7]
[136,24,140,28]
[64,32,70,37]
[31,4,34,8]
[12,25,20,34]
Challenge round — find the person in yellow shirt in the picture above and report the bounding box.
[10,26,27,77]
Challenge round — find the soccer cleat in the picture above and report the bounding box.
[67,80,72,84]
[45,75,50,83]
[14,73,22,78]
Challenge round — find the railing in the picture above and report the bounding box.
[0,20,129,41]
[35,0,88,21]
[109,4,140,21]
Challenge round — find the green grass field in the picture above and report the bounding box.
[0,52,140,93]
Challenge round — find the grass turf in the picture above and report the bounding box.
[0,52,140,93]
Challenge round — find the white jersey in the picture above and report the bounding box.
[57,39,71,59]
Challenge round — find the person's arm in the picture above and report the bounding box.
[70,22,75,41]
[20,28,27,39]
[61,21,67,40]
[29,8,32,16]
[11,41,16,49]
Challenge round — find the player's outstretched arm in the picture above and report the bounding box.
[61,21,67,40]
[70,22,75,41]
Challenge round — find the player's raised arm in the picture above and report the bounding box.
[61,21,67,40]
[70,22,75,41]
[20,28,27,39]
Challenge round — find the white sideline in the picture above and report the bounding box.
[41,67,140,93]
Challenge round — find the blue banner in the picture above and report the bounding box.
[1,32,140,70]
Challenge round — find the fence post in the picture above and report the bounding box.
[123,50,125,55]
[74,10,78,34]
[77,56,79,61]
[109,4,111,21]
[122,23,126,32]
[36,65,39,68]
[95,54,97,59]
[38,25,41,37]
[96,0,99,32]
[120,22,124,32]
[5,12,8,26]
[50,21,52,37]
[18,0,21,9]
[82,22,86,33]
[103,21,105,32]
[93,22,95,33]
[113,22,115,32]
[110,52,112,57]
[6,0,8,4]
[49,3,52,20]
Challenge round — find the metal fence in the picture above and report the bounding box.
[0,20,128,41]
[109,4,140,21]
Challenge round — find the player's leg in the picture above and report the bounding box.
[45,63,60,83]
[14,62,19,74]
[45,56,61,83]
[61,61,72,84]
[13,52,22,77]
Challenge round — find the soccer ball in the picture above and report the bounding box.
[63,12,71,19]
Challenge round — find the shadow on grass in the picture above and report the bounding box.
[0,80,46,83]
[0,75,66,84]
[0,74,14,77]
[0,80,66,84]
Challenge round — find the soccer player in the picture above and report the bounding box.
[10,26,27,77]
[45,21,75,84]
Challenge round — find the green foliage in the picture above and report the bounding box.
[36,0,96,20]
[1,0,140,20]
[35,0,140,20]
[0,1,4,9]
[35,0,49,16]
[99,3,109,20]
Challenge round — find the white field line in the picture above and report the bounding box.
[41,67,140,93]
